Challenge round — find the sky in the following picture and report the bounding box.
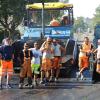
[69,0,100,18]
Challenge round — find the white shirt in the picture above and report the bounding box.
[97,45,100,59]
[41,42,54,59]
[53,44,61,56]
[30,48,42,64]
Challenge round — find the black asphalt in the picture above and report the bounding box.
[0,73,100,100]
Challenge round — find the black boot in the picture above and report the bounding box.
[28,77,33,88]
[19,77,24,89]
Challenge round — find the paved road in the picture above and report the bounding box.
[0,74,100,100]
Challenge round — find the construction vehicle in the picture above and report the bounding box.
[14,2,79,77]
[22,2,74,41]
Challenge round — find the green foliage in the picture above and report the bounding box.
[0,0,66,39]
[93,5,100,26]
[59,0,69,3]
[31,0,58,3]
[0,0,26,38]
[73,17,88,33]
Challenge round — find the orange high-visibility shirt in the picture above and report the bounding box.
[79,43,91,57]
[50,19,60,26]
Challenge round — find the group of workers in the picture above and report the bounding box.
[0,37,66,89]
[0,36,100,89]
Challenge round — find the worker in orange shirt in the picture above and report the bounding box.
[50,16,60,27]
[77,37,94,80]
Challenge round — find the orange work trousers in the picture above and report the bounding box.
[20,58,32,78]
[52,57,61,69]
[78,56,89,70]
[0,60,13,76]
[41,58,52,71]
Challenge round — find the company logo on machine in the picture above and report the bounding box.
[44,27,71,39]
[52,29,70,36]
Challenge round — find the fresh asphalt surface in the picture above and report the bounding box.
[0,69,100,100]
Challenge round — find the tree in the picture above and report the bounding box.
[0,0,68,39]
[0,0,26,39]
[93,5,100,26]
[73,17,88,33]
[29,0,58,3]
[59,0,69,3]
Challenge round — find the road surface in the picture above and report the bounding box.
[0,74,100,100]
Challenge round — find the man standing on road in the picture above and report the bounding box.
[40,37,54,84]
[0,38,14,89]
[92,39,100,84]
[77,37,94,80]
[50,39,66,82]
[19,43,33,89]
[30,42,42,86]
[94,39,100,74]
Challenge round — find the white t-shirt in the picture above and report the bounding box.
[53,44,61,56]
[97,45,100,59]
[30,48,42,64]
[42,44,54,59]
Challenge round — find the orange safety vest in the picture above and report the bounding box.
[79,42,91,57]
[82,43,91,52]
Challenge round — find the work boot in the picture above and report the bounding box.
[28,77,32,85]
[44,78,49,83]
[19,83,24,89]
[40,80,45,85]
[33,81,38,86]
[49,77,55,82]
[80,74,86,80]
[76,72,81,80]
[54,78,58,82]
[6,84,12,89]
[40,78,47,85]
[28,84,33,89]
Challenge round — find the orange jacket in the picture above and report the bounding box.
[79,42,92,57]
